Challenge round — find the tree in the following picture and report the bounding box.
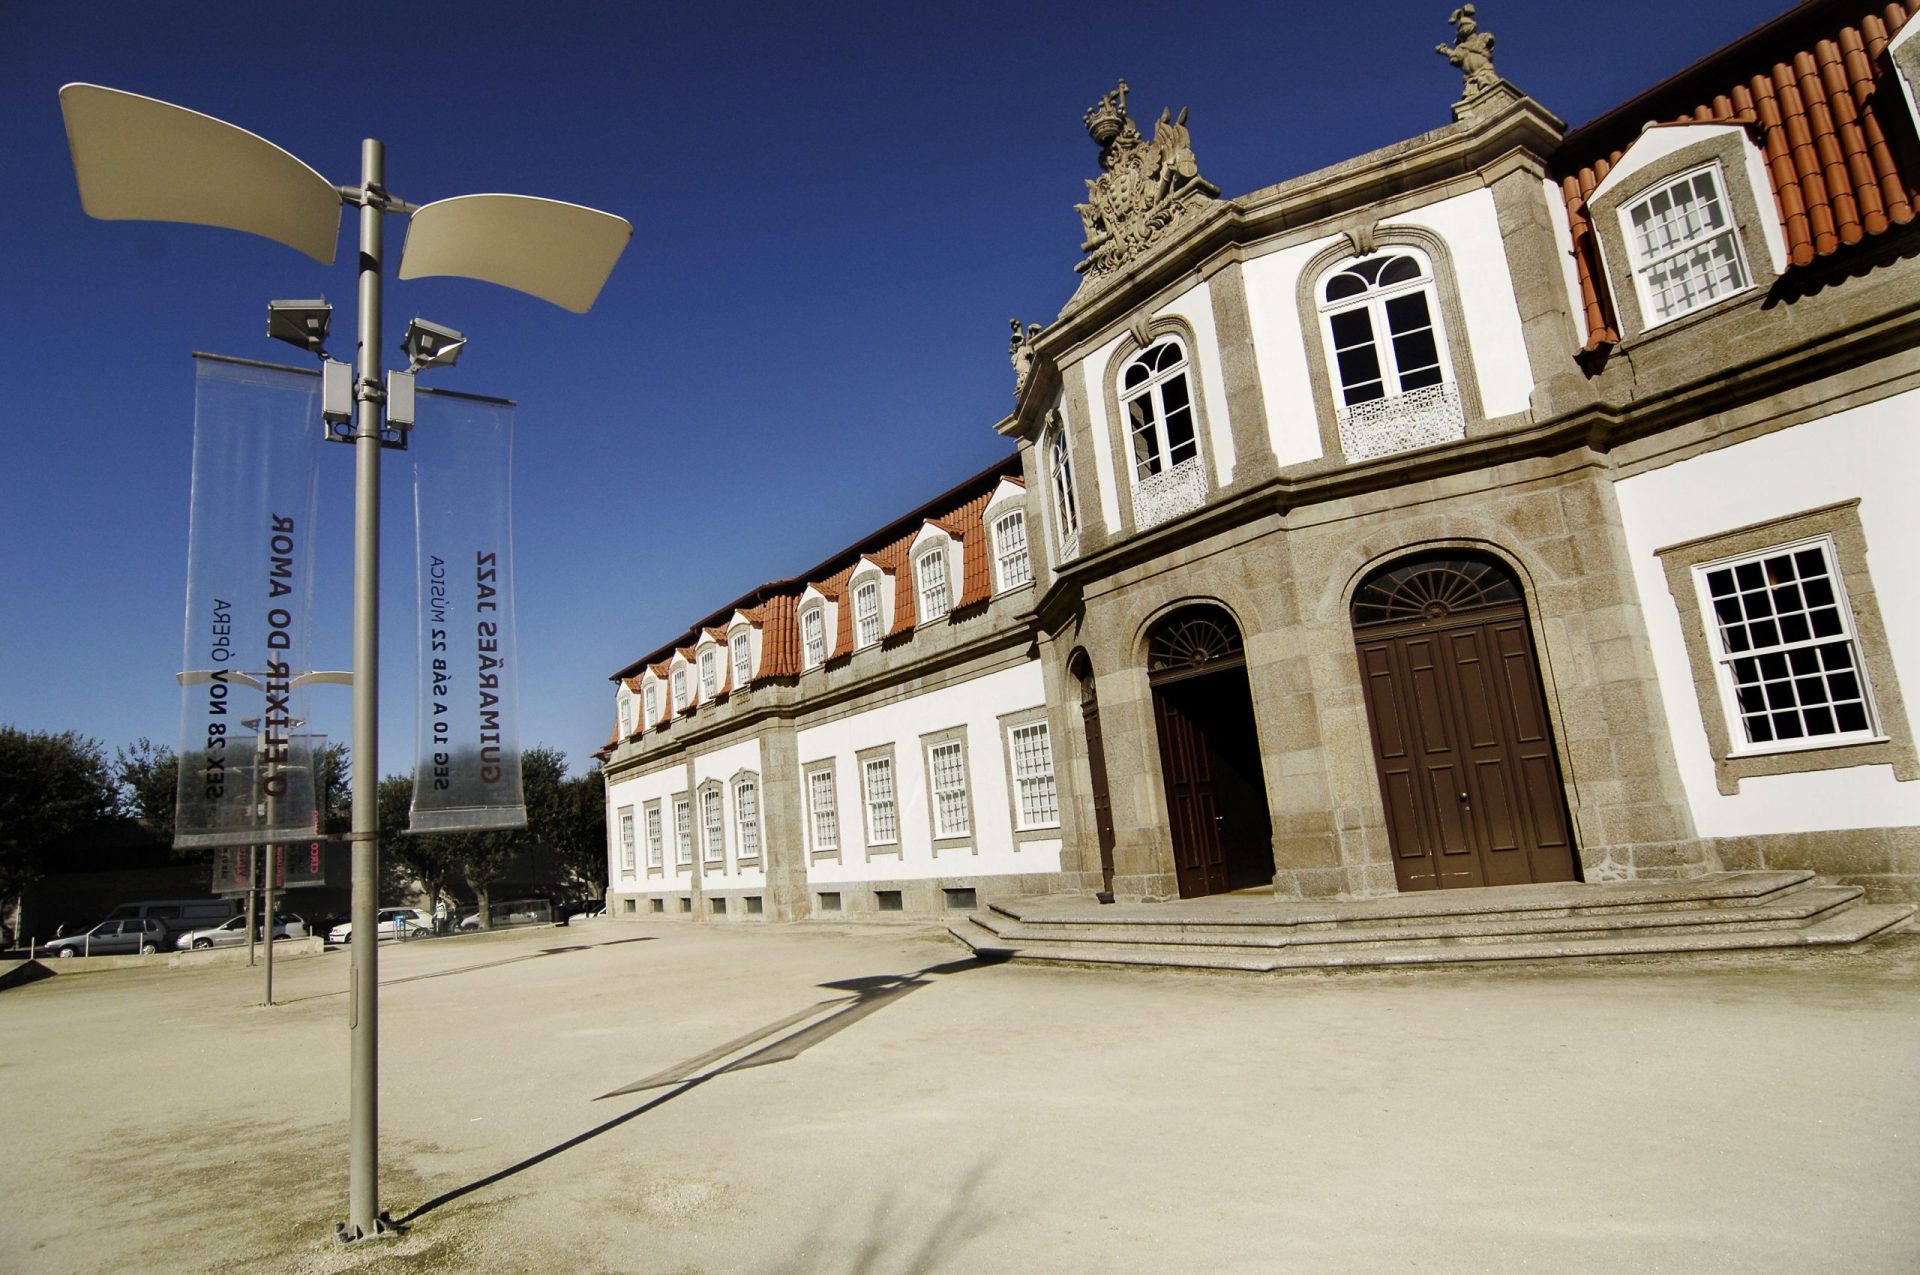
[554,764,608,895]
[378,774,462,921]
[114,737,178,844]
[0,727,119,933]
[315,742,351,837]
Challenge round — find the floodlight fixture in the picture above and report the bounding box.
[401,317,465,371]
[267,299,333,356]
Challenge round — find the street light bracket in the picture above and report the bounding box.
[59,83,342,265]
[398,194,631,314]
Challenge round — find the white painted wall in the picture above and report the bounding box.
[1072,352,1124,535]
[1153,279,1237,486]
[1391,187,1535,419]
[796,660,1062,884]
[1241,234,1340,467]
[606,757,692,891]
[692,736,768,889]
[1615,392,1920,835]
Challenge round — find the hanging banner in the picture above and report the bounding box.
[175,355,323,849]
[409,386,527,833]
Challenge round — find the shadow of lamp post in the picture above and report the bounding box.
[61,84,631,1243]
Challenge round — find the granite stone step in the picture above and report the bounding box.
[948,904,1915,973]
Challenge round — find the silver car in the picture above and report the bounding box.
[172,913,308,951]
[44,918,169,958]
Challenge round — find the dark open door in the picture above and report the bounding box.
[1354,554,1577,892]
[1154,688,1229,897]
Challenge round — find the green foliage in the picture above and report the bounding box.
[0,726,119,899]
[114,737,178,844]
[315,742,351,837]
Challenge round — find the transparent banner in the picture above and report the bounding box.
[409,386,526,834]
[175,356,322,849]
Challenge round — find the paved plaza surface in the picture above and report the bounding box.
[2,917,1915,1273]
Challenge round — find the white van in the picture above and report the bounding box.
[106,898,241,936]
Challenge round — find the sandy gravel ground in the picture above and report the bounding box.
[2,917,1915,1273]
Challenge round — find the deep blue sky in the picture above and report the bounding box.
[3,0,1772,780]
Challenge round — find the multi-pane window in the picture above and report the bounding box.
[699,648,718,698]
[645,805,663,868]
[643,683,658,726]
[1319,253,1446,407]
[1624,166,1749,325]
[1121,338,1197,479]
[674,798,692,866]
[854,580,883,648]
[863,756,898,846]
[731,629,752,689]
[916,548,950,621]
[1008,722,1059,828]
[802,605,827,670]
[734,777,760,861]
[618,694,632,737]
[1049,430,1080,556]
[671,668,689,712]
[993,511,1031,591]
[702,787,725,863]
[927,740,970,838]
[1697,538,1876,749]
[618,807,636,872]
[807,767,839,851]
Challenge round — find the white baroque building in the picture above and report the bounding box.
[603,1,1920,921]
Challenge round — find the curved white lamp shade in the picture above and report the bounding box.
[399,194,632,314]
[59,83,341,265]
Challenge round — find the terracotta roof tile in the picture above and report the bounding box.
[1555,1,1915,350]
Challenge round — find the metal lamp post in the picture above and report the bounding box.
[61,84,630,1241]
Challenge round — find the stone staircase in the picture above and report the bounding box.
[948,871,1915,973]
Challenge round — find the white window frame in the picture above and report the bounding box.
[618,806,636,873]
[1048,426,1080,559]
[733,775,760,863]
[645,803,664,869]
[1120,336,1200,481]
[699,647,718,699]
[853,579,883,648]
[1620,162,1752,328]
[992,509,1032,592]
[674,797,693,866]
[618,692,633,738]
[862,755,899,847]
[1692,535,1883,757]
[671,667,689,713]
[1315,250,1451,408]
[730,628,753,690]
[701,785,725,864]
[801,604,827,670]
[926,738,970,839]
[1007,721,1060,830]
[806,765,839,852]
[916,546,951,622]
[642,682,659,727]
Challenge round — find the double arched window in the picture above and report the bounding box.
[1318,252,1448,407]
[1121,337,1197,480]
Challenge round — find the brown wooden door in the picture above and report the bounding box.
[1081,699,1118,888]
[1356,608,1576,891]
[1153,689,1229,897]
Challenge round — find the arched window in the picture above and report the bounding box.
[1121,337,1197,480]
[730,628,753,689]
[801,604,827,670]
[1351,552,1521,629]
[1048,426,1080,560]
[1317,250,1462,460]
[853,579,883,648]
[1146,604,1246,684]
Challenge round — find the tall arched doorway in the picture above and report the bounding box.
[1351,551,1578,891]
[1147,606,1275,897]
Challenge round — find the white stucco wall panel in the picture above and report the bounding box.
[692,737,767,888]
[607,759,696,890]
[1240,234,1339,466]
[1392,187,1535,418]
[1073,350,1124,534]
[1615,392,1920,835]
[796,660,1060,884]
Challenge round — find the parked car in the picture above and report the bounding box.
[106,898,240,937]
[327,908,430,944]
[458,898,556,930]
[44,918,170,958]
[172,913,308,951]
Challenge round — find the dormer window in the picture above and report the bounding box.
[801,604,827,670]
[730,628,752,689]
[1121,338,1196,480]
[854,579,883,648]
[1622,165,1749,326]
[699,647,718,699]
[618,691,632,737]
[642,682,658,725]
[671,667,689,712]
[992,510,1031,591]
[916,547,950,622]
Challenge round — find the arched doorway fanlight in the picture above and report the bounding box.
[1352,552,1520,629]
[1147,605,1245,681]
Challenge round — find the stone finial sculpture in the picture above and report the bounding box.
[1010,319,1042,396]
[1073,79,1220,279]
[1436,4,1498,98]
